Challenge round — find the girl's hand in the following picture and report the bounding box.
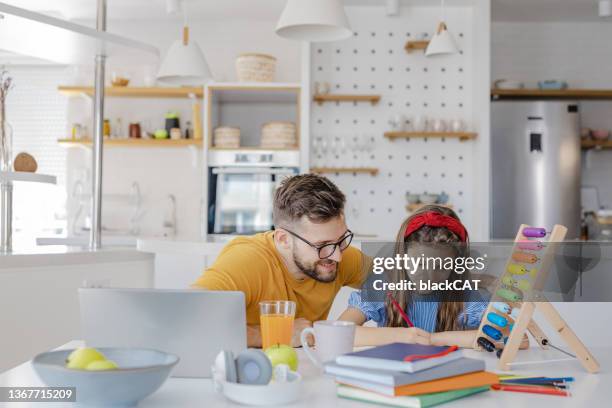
[398,327,431,345]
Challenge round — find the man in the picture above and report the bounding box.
[192,174,366,347]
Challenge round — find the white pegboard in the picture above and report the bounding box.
[310,5,477,240]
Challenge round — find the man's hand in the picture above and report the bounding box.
[292,318,313,347]
[247,325,263,348]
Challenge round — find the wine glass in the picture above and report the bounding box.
[329,137,339,168]
[338,137,348,168]
[311,136,322,168]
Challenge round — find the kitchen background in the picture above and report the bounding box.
[6,0,612,267]
[6,0,489,248]
[4,0,612,371]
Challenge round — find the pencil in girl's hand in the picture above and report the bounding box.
[387,293,414,327]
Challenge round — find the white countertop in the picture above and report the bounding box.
[0,341,609,407]
[136,234,387,256]
[0,246,153,269]
[137,236,227,255]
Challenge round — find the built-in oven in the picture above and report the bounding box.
[207,150,299,235]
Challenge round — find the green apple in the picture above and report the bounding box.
[86,360,119,371]
[264,344,298,371]
[154,129,168,139]
[66,348,107,370]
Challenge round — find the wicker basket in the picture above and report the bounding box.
[213,126,241,148]
[261,121,297,149]
[236,53,276,82]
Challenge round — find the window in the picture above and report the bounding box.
[5,66,68,247]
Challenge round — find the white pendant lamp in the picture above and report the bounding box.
[425,0,459,57]
[157,1,212,85]
[276,0,353,42]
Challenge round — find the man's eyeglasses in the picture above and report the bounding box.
[281,228,354,259]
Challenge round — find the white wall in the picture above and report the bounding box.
[103,19,301,83]
[492,22,612,88]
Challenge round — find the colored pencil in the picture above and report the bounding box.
[492,384,571,397]
[501,379,569,387]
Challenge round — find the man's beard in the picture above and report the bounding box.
[293,250,338,283]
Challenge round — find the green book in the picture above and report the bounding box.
[337,385,490,408]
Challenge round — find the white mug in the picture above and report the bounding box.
[300,320,355,367]
[388,114,405,131]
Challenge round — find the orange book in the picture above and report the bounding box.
[338,371,499,397]
[395,371,499,396]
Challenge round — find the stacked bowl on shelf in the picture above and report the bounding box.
[213,126,241,148]
[236,53,276,82]
[260,122,296,149]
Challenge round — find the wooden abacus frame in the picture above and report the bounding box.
[473,224,600,373]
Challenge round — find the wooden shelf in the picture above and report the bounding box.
[384,131,477,141]
[58,86,203,98]
[492,89,612,100]
[406,203,453,212]
[209,147,299,151]
[58,138,203,147]
[405,40,429,53]
[596,216,612,225]
[310,167,379,175]
[582,139,612,149]
[0,171,56,184]
[313,94,381,105]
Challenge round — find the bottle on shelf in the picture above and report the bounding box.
[103,119,111,138]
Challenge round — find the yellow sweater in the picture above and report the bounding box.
[192,231,365,325]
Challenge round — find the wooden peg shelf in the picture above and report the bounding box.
[313,94,381,105]
[492,88,612,100]
[58,138,202,147]
[384,131,477,141]
[310,167,379,176]
[406,203,453,212]
[58,86,203,98]
[405,40,429,53]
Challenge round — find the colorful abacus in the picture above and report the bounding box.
[473,224,600,373]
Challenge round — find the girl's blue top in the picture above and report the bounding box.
[347,290,487,332]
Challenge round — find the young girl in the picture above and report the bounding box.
[339,205,489,348]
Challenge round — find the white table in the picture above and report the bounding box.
[0,342,610,407]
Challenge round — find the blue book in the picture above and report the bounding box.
[335,343,463,373]
[325,357,485,387]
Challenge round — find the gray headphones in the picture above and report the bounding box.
[217,349,273,385]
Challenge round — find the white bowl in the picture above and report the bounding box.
[419,194,439,204]
[32,348,179,407]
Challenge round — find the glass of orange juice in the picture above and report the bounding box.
[259,300,296,349]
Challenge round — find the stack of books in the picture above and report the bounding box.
[325,343,498,408]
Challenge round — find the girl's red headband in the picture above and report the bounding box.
[404,211,468,242]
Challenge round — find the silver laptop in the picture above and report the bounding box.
[78,288,247,378]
